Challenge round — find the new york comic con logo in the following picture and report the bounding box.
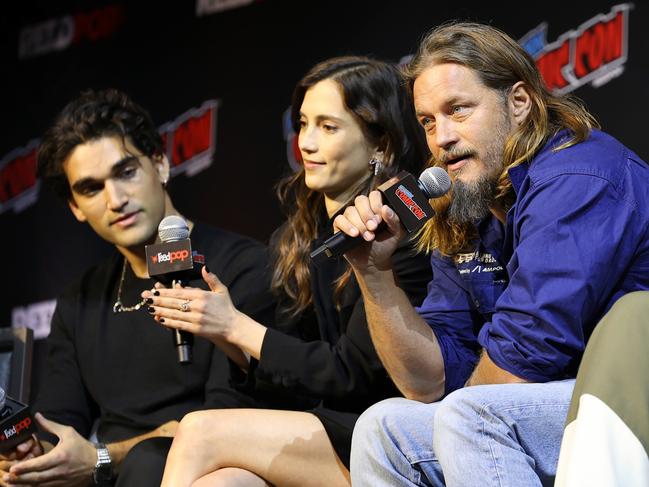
[519,3,632,94]
[0,100,218,216]
[395,185,427,220]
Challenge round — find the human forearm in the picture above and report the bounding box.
[107,420,178,472]
[224,310,267,362]
[357,267,446,403]
[466,351,529,386]
[145,268,267,366]
[208,335,252,370]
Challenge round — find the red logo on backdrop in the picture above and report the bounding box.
[519,4,632,94]
[18,4,126,59]
[0,100,219,216]
[283,107,302,172]
[160,100,219,178]
[0,139,40,215]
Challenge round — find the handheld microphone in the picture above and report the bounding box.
[145,215,204,364]
[0,388,36,453]
[310,167,451,265]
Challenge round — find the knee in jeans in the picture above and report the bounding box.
[434,387,495,439]
[355,398,401,441]
[354,398,415,441]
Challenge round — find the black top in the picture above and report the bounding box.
[35,222,277,443]
[235,222,433,466]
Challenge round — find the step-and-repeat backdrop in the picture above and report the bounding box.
[1,1,645,399]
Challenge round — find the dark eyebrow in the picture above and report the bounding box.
[299,112,346,124]
[71,155,140,194]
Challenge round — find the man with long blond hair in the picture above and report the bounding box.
[333,22,649,486]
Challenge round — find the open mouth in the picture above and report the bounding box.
[446,156,469,172]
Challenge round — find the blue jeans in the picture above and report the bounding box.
[350,380,575,486]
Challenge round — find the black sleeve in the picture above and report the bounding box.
[199,229,280,406]
[209,237,277,330]
[33,300,98,443]
[202,341,269,409]
[250,241,431,401]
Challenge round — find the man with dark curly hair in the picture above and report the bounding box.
[0,89,276,487]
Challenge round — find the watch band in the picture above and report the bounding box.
[93,442,114,484]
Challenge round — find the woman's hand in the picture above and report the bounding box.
[142,266,241,342]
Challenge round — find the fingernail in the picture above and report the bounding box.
[363,231,374,241]
[159,318,165,323]
[205,266,210,273]
[147,306,155,313]
[154,290,160,296]
[145,298,154,304]
[386,207,394,218]
[349,227,359,236]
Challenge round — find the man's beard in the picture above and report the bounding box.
[447,176,497,223]
[446,108,510,224]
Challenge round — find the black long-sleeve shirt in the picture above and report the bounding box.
[35,222,277,443]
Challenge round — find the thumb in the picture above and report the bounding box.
[34,412,65,438]
[202,266,226,293]
[381,205,402,236]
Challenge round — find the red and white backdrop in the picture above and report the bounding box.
[0,0,645,399]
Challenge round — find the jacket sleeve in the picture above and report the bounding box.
[415,254,483,395]
[480,173,643,382]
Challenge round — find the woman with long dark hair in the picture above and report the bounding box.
[146,56,432,487]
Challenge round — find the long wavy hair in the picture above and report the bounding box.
[405,22,598,256]
[272,56,428,315]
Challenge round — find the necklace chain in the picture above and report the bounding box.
[112,259,147,313]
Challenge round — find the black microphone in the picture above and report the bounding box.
[145,215,204,364]
[311,167,451,265]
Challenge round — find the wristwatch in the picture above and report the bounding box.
[92,443,114,484]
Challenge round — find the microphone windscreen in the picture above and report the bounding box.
[158,215,189,242]
[419,167,451,199]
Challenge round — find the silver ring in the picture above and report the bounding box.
[180,300,191,312]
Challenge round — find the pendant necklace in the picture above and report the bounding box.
[112,259,148,313]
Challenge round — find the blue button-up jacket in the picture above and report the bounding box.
[416,130,649,395]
